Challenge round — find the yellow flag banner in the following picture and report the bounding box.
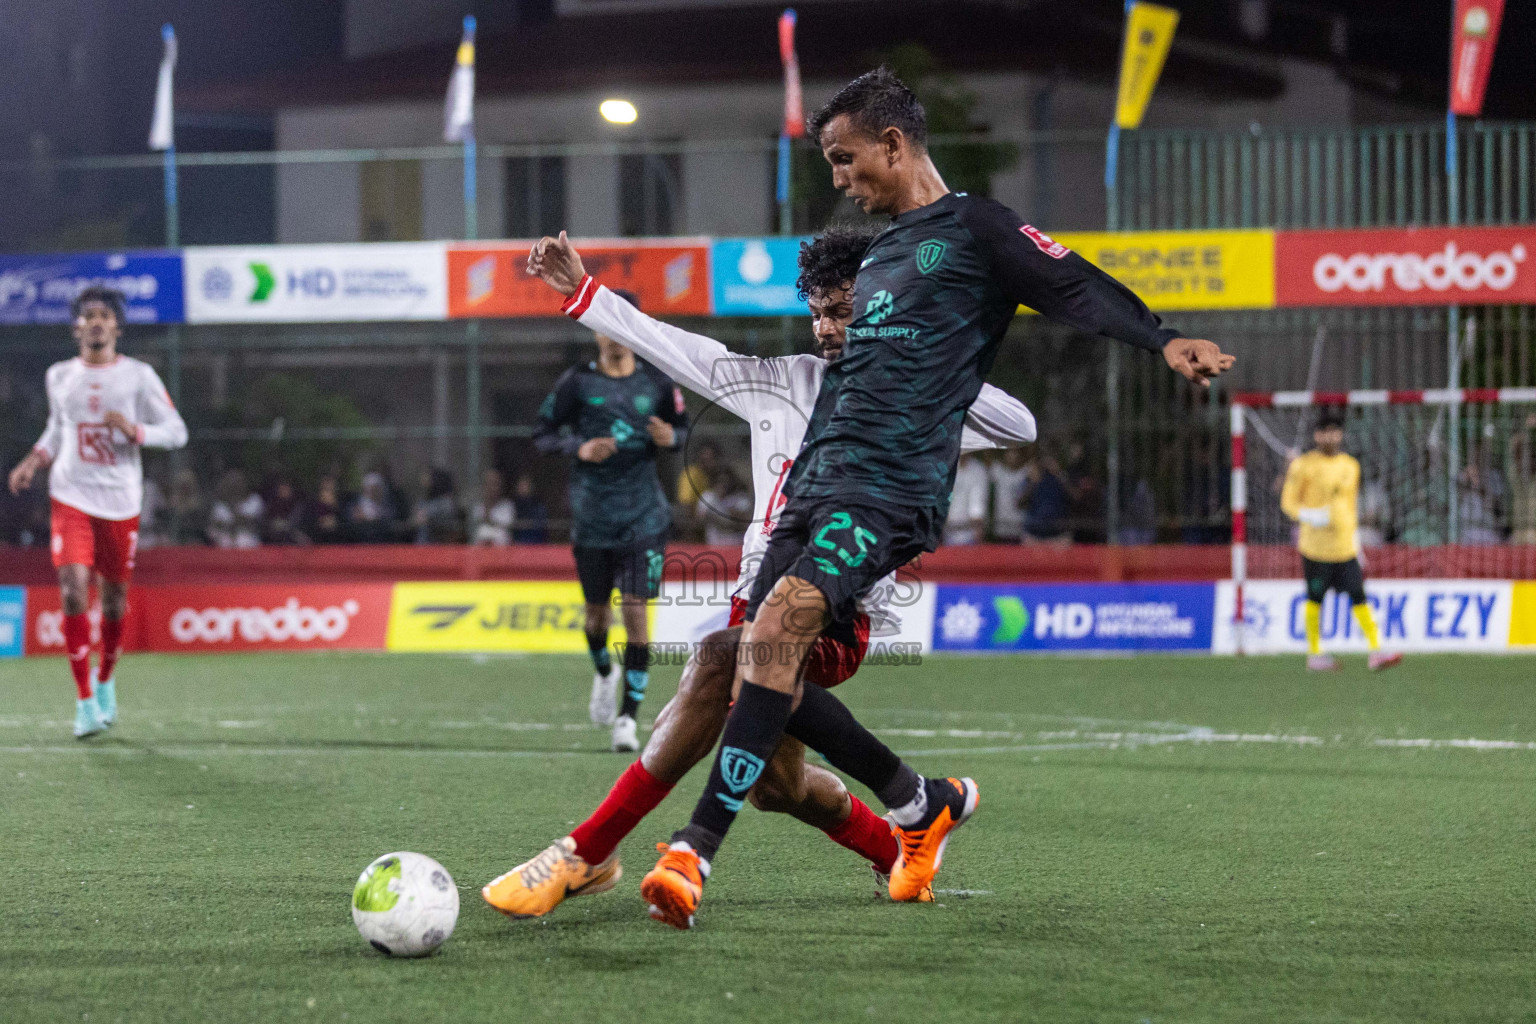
[1115,2,1179,130]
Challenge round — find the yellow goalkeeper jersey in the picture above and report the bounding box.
[1280,450,1360,562]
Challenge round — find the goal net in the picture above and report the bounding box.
[1227,388,1536,654]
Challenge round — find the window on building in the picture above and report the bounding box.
[504,156,566,239]
[619,151,682,236]
[359,160,422,241]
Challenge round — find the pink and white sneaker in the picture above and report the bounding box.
[1368,651,1403,671]
[1306,654,1340,671]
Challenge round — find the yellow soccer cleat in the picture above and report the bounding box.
[481,837,621,919]
[640,843,706,930]
[888,777,979,903]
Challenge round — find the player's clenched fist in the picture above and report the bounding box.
[1162,337,1236,388]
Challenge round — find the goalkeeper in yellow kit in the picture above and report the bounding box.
[1280,408,1403,672]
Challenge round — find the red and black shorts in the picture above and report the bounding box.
[729,595,870,688]
[50,499,140,584]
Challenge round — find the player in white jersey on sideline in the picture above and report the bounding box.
[482,227,1035,919]
[7,286,188,738]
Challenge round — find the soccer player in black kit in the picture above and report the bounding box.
[640,69,1236,928]
[534,289,689,753]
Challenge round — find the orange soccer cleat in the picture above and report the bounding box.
[640,842,707,930]
[481,837,621,918]
[888,777,979,902]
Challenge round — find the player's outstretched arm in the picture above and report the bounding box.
[532,233,782,419]
[134,366,188,449]
[959,383,1037,452]
[960,198,1235,386]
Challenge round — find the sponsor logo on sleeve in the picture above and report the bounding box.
[1020,225,1070,259]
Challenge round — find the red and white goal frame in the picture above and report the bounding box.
[1230,387,1536,653]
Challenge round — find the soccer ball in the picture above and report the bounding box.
[351,851,460,957]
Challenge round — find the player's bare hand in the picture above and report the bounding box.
[578,437,618,463]
[1162,338,1235,388]
[646,416,676,448]
[102,410,138,442]
[8,452,43,494]
[525,231,587,297]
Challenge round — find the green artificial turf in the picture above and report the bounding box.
[2,651,1534,1023]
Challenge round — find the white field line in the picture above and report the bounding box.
[1373,737,1536,751]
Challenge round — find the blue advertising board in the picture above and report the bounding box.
[933,582,1216,653]
[0,251,185,324]
[0,587,24,659]
[710,237,812,315]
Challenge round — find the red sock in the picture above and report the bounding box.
[570,760,673,865]
[825,796,898,875]
[62,613,93,700]
[98,615,125,682]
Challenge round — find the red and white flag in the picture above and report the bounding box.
[1449,0,1505,117]
[779,9,804,139]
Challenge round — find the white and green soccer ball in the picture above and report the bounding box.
[351,851,459,957]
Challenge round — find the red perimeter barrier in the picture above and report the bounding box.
[0,543,1232,587]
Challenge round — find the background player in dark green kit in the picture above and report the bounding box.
[640,68,1237,928]
[534,289,689,752]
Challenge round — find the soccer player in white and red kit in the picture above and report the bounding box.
[7,286,187,738]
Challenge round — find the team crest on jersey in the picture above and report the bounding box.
[915,239,947,274]
[864,290,895,325]
[633,394,654,415]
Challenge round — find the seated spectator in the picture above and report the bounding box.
[310,474,346,545]
[412,467,465,544]
[349,471,397,543]
[1117,476,1158,545]
[699,466,753,547]
[167,468,208,546]
[1021,452,1073,547]
[1458,462,1503,546]
[943,453,989,546]
[1510,413,1536,545]
[1357,478,1390,548]
[677,442,722,542]
[137,475,169,548]
[988,448,1028,543]
[208,469,263,549]
[1064,441,1104,543]
[470,468,516,546]
[262,477,309,545]
[511,474,549,544]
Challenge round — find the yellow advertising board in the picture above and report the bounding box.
[386,581,646,653]
[1510,582,1536,647]
[1040,229,1277,312]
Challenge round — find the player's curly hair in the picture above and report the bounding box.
[70,285,126,326]
[807,66,927,148]
[796,224,883,301]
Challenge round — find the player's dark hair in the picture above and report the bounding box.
[807,67,927,149]
[1316,407,1346,431]
[70,286,126,327]
[611,288,640,310]
[797,224,883,301]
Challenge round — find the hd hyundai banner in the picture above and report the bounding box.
[184,244,448,323]
[933,583,1216,653]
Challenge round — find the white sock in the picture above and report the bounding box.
[887,779,929,827]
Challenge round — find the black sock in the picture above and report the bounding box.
[784,682,921,811]
[619,641,649,718]
[671,681,794,863]
[586,629,611,675]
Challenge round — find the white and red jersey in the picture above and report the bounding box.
[564,278,1037,632]
[33,355,188,521]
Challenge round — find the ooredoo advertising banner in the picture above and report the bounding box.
[447,241,711,318]
[1275,227,1536,308]
[139,584,392,652]
[0,251,184,324]
[1213,580,1514,654]
[932,583,1215,652]
[184,243,448,323]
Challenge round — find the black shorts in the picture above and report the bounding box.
[574,536,667,604]
[1302,556,1367,605]
[743,494,937,627]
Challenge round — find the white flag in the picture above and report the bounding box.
[149,24,176,151]
[443,16,476,143]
